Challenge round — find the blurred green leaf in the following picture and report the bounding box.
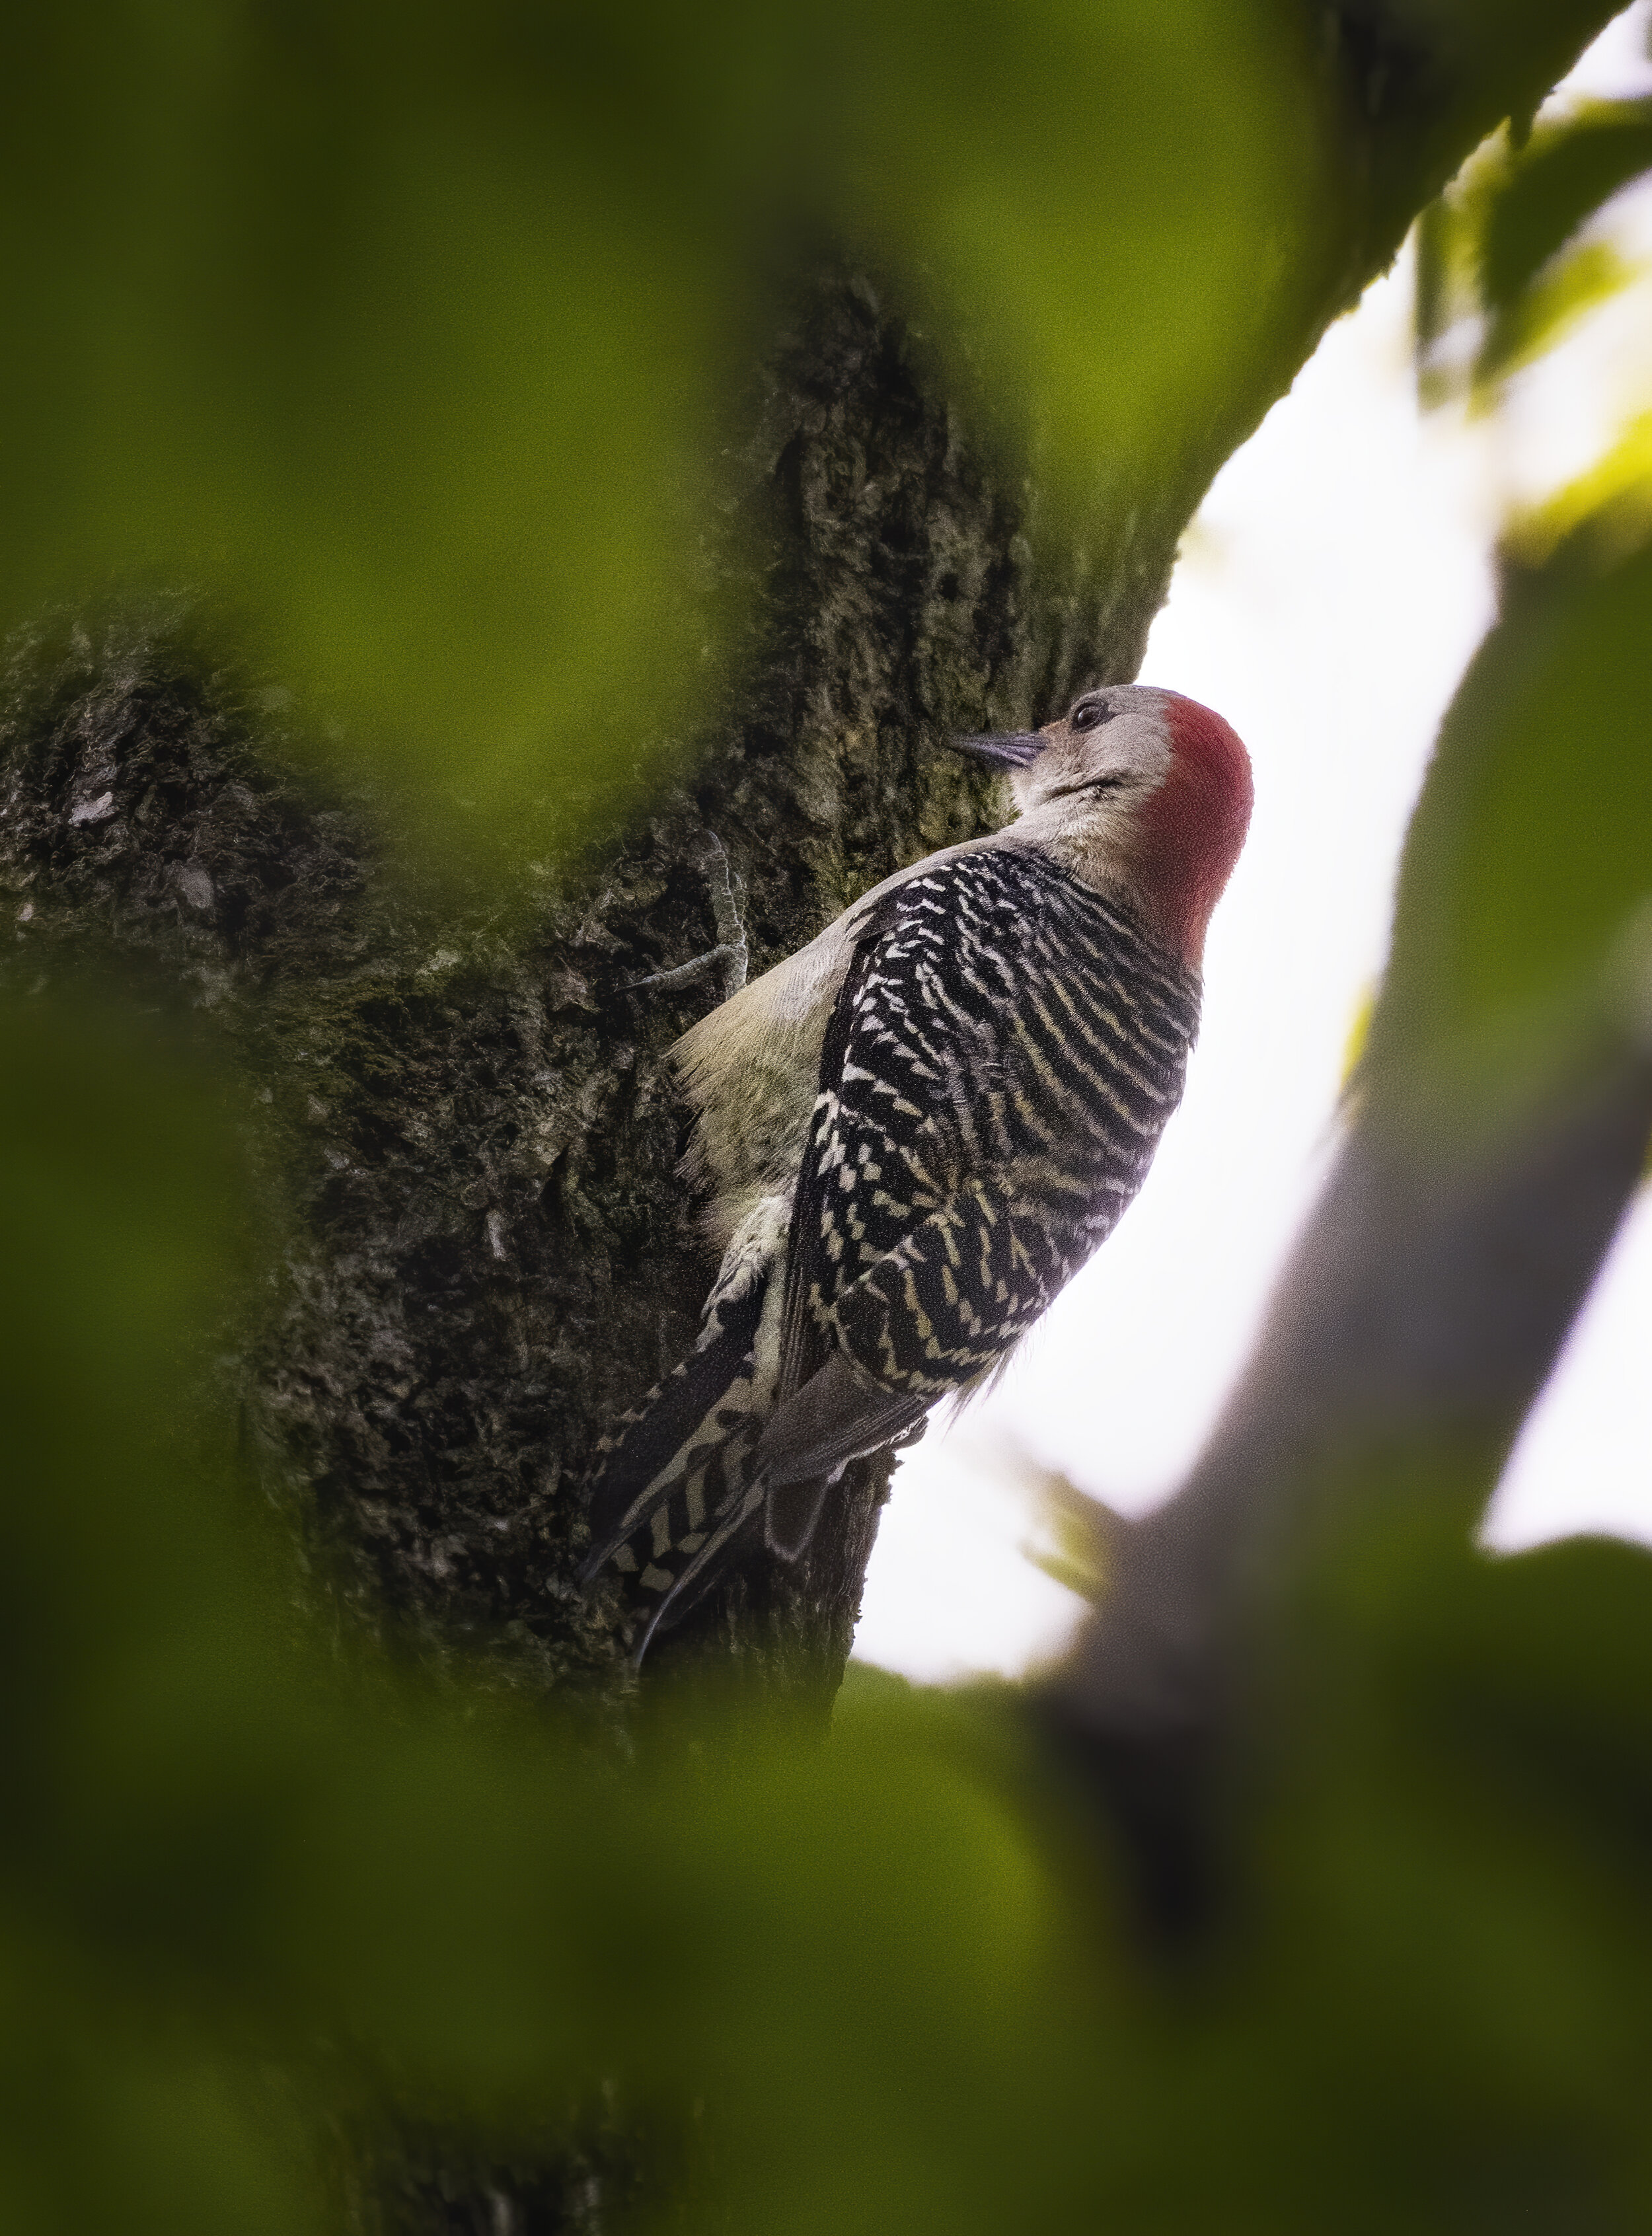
[838,0,1320,505]
[1371,496,1652,1096]
[0,4,741,852]
[0,1,1330,868]
[1417,96,1652,408]
[0,987,1119,2231]
[1478,234,1639,385]
[13,982,1652,2227]
[1482,99,1652,312]
[1415,192,1456,350]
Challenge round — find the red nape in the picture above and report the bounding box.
[1129,694,1253,969]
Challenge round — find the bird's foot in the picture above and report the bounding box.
[622,830,748,1002]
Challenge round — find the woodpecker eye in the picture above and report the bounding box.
[1069,698,1113,733]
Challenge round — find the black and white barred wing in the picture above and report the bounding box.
[778,849,1201,1417]
[579,846,1199,1640]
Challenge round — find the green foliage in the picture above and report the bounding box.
[9,993,1652,2231]
[1396,54,1652,1115]
[10,8,1652,2230]
[1416,95,1652,401]
[1372,502,1652,1103]
[1482,102,1652,312]
[0,1,1332,861]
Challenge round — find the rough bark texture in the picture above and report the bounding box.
[0,266,1180,2231]
[0,8,1619,1717]
[0,7,1628,2216]
[0,272,1165,1728]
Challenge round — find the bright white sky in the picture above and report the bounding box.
[854,3,1652,1684]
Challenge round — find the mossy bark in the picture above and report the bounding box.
[0,3,1628,2206]
[0,270,1177,1736]
[1,270,1168,2227]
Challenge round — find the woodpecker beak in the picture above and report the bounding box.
[948,729,1047,768]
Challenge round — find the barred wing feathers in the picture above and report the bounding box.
[779,849,1201,1425]
[580,847,1200,1647]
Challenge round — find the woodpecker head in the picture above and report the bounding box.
[950,685,1252,969]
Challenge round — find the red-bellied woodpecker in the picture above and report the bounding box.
[579,685,1253,1655]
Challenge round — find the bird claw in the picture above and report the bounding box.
[622,943,741,995]
[622,831,748,1002]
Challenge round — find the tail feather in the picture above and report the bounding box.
[580,1187,938,1651]
[629,1435,769,1658]
[585,1392,772,1662]
[577,1268,766,1583]
[763,1474,832,1561]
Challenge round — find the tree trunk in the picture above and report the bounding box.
[1,262,1187,2229]
[1,265,1171,1723]
[0,0,1626,2204]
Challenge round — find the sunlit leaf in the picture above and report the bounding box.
[1477,237,1639,387]
[1372,491,1652,1090]
[1505,407,1652,564]
[1482,98,1652,311]
[1416,96,1652,409]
